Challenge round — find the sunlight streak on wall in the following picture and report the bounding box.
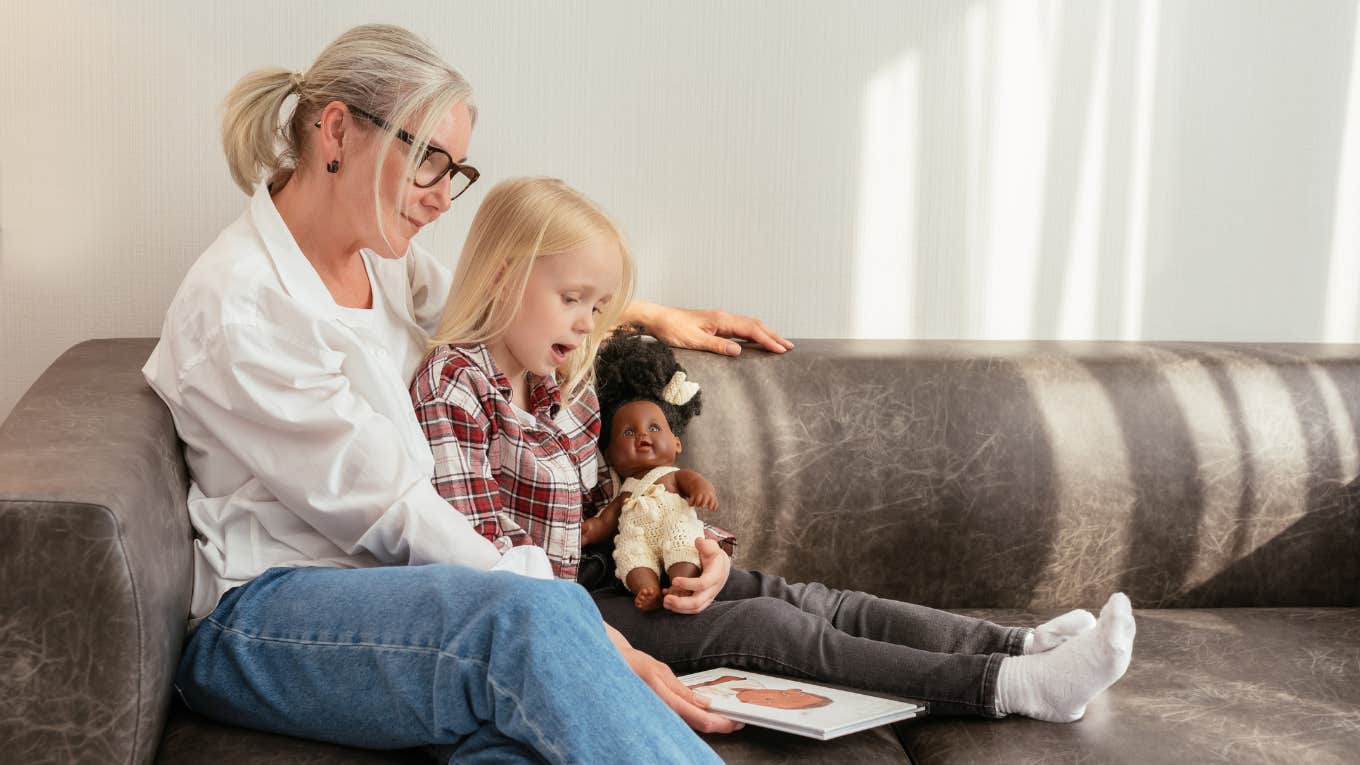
[1058,0,1114,339]
[982,0,1059,338]
[853,51,920,338]
[964,3,991,336]
[1324,6,1360,343]
[1120,0,1161,341]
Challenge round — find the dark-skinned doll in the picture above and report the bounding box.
[580,326,719,610]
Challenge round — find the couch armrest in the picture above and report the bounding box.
[0,338,191,764]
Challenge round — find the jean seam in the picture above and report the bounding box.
[200,619,566,761]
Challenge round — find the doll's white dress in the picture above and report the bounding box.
[612,465,704,579]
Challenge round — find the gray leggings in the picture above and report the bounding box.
[582,561,1028,718]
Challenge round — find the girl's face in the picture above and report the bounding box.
[492,239,622,382]
[342,101,473,258]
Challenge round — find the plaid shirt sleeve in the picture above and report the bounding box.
[414,365,529,552]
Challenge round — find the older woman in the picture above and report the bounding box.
[144,23,789,764]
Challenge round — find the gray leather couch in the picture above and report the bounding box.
[2,338,1357,764]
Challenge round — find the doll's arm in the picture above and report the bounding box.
[673,470,719,511]
[582,493,628,546]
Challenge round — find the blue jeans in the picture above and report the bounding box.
[175,564,720,764]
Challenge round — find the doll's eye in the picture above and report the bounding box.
[623,428,634,437]
[648,425,660,433]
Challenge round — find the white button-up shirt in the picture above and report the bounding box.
[144,183,504,623]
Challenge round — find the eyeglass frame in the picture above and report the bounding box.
[313,104,480,202]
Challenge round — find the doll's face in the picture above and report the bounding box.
[606,400,681,476]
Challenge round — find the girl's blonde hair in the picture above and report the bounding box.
[429,177,636,398]
[221,24,473,253]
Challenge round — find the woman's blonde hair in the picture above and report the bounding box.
[428,177,636,399]
[221,24,473,252]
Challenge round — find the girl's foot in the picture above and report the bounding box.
[1023,608,1098,654]
[996,593,1136,722]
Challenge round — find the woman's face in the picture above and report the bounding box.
[343,101,473,258]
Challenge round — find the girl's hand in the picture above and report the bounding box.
[664,538,730,614]
[626,302,793,356]
[603,624,742,734]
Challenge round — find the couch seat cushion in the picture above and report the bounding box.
[157,698,910,763]
[897,608,1360,764]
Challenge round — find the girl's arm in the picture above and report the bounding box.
[672,469,719,511]
[619,301,793,357]
[413,366,522,550]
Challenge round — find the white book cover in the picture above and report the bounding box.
[679,668,926,740]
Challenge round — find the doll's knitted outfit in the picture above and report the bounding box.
[612,466,705,579]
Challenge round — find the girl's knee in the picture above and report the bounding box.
[726,596,818,632]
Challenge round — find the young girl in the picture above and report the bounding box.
[412,176,1137,724]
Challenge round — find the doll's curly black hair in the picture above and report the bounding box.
[595,324,703,450]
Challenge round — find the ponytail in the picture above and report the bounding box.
[221,67,298,194]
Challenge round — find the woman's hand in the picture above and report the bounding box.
[664,538,730,614]
[624,302,794,356]
[603,624,742,734]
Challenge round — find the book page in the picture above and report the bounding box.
[681,668,924,738]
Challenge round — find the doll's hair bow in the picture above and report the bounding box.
[661,371,701,405]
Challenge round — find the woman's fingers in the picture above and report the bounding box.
[648,307,791,356]
[665,539,729,614]
[653,665,742,733]
[630,649,741,733]
[710,313,793,354]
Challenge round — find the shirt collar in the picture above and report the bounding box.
[462,344,563,419]
[250,182,341,319]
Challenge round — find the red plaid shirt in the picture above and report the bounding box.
[411,344,734,580]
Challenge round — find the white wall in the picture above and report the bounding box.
[4,0,1360,422]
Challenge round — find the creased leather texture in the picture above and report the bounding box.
[675,340,1360,610]
[899,608,1360,764]
[1,339,192,764]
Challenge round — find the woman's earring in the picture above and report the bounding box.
[326,159,340,174]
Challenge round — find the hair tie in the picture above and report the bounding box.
[661,371,700,405]
[289,72,305,94]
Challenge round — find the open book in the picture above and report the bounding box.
[680,668,926,740]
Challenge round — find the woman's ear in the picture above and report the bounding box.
[315,100,351,158]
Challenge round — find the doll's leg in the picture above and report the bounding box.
[716,568,1029,656]
[613,514,666,610]
[663,561,700,598]
[660,539,703,598]
[625,566,665,611]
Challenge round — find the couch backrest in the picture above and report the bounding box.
[677,340,1360,610]
[0,338,191,764]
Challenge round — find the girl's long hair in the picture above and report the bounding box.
[428,177,635,399]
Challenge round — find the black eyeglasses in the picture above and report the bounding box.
[317,104,480,202]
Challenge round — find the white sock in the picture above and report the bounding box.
[996,593,1135,722]
[1022,608,1098,654]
